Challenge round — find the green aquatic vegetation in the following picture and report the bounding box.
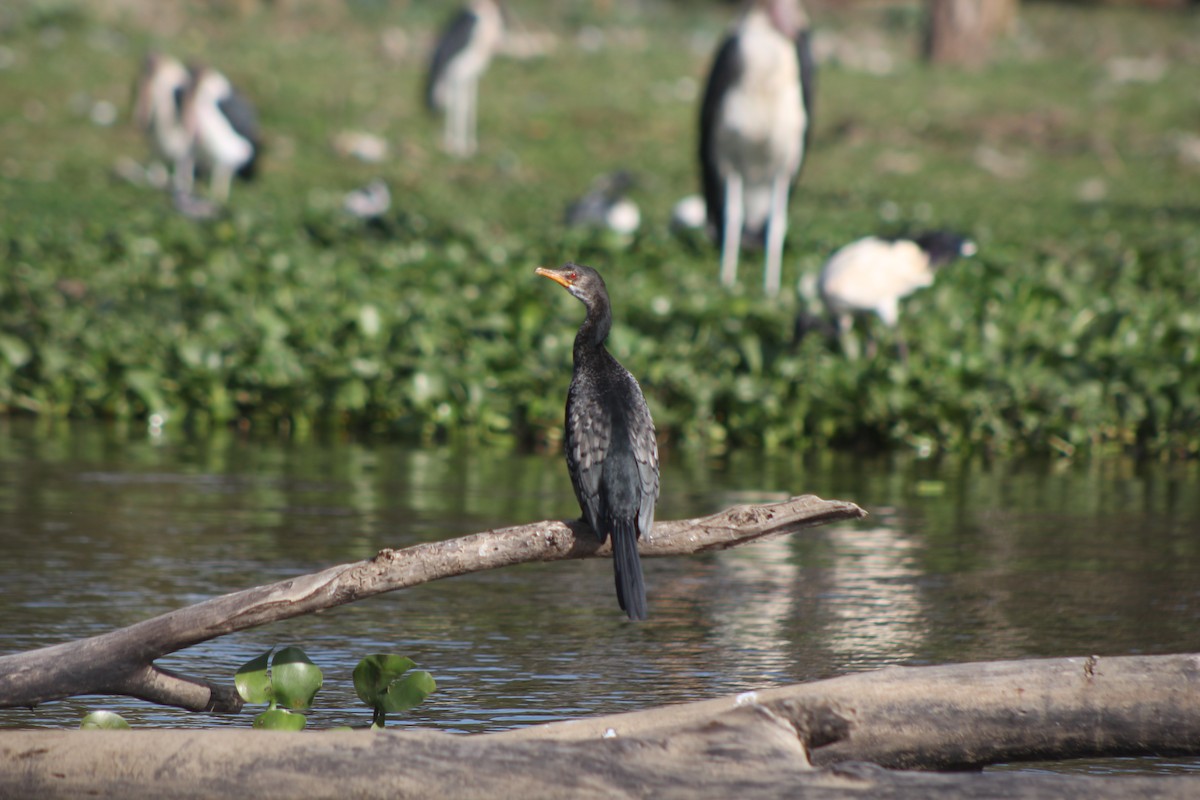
[352,654,437,730]
[235,647,324,731]
[0,2,1198,457]
[79,710,131,730]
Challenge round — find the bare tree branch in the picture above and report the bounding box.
[0,495,865,714]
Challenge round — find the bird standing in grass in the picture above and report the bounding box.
[132,53,193,192]
[536,263,659,621]
[564,171,641,236]
[425,0,505,158]
[700,0,815,297]
[818,231,977,359]
[183,65,261,203]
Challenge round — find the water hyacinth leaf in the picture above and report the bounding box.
[235,648,274,704]
[0,333,32,368]
[271,646,323,710]
[352,654,416,707]
[377,670,436,714]
[80,711,131,730]
[253,708,307,731]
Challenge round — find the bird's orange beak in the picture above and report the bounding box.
[535,267,573,289]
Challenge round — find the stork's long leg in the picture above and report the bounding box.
[174,153,194,194]
[720,174,743,288]
[465,76,478,156]
[764,173,790,297]
[442,83,455,154]
[211,164,232,203]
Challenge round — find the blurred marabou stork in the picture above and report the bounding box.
[699,0,815,296]
[183,65,261,203]
[133,53,193,191]
[818,231,977,359]
[425,0,505,158]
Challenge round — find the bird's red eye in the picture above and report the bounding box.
[566,272,577,280]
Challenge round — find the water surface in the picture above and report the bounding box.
[1,420,1198,776]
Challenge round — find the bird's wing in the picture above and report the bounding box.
[217,91,260,144]
[425,8,478,111]
[795,28,816,172]
[698,33,742,241]
[565,380,611,539]
[629,386,659,541]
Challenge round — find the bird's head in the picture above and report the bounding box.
[535,263,608,307]
[914,231,978,269]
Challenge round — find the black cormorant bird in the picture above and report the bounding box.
[818,231,977,359]
[536,263,659,621]
[425,0,505,158]
[699,0,815,296]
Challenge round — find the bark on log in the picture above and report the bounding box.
[496,652,1200,771]
[924,0,1019,67]
[3,654,1200,799]
[0,495,864,714]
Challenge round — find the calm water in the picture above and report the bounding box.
[2,419,1199,773]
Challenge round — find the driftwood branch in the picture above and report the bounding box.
[3,654,1200,799]
[0,495,864,714]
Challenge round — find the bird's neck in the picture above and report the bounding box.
[573,301,613,363]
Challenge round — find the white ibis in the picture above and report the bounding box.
[818,231,977,359]
[564,171,641,236]
[424,0,505,158]
[132,53,193,192]
[183,66,260,203]
[699,0,815,296]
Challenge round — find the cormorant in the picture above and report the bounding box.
[818,231,977,359]
[536,263,659,621]
[699,0,815,296]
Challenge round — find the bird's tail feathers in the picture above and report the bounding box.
[612,519,647,621]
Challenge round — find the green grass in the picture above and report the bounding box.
[1,1,1198,458]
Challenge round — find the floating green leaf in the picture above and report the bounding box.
[253,708,307,731]
[235,648,274,705]
[271,646,323,710]
[80,711,131,730]
[353,654,436,728]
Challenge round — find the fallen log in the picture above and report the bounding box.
[496,652,1200,770]
[4,654,1200,799]
[0,495,864,714]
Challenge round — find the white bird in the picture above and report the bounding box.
[183,66,261,203]
[670,194,707,233]
[132,53,193,192]
[699,0,815,297]
[343,178,392,220]
[424,0,505,158]
[564,171,641,236]
[818,231,977,359]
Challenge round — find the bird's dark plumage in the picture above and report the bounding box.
[536,263,659,621]
[216,92,260,179]
[425,8,478,111]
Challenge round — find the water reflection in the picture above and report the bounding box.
[822,524,927,669]
[1,418,1200,773]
